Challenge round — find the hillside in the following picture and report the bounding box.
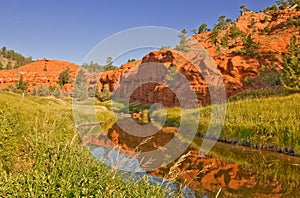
[99,8,300,106]
[0,59,82,93]
[0,46,33,70]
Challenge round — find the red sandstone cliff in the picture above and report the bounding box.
[99,8,300,106]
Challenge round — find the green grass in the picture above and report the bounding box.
[0,92,168,197]
[152,93,300,153]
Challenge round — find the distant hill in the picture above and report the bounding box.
[0,46,33,70]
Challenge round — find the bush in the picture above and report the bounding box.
[16,74,28,92]
[58,68,71,87]
[96,88,111,102]
[288,16,300,26]
[236,34,260,57]
[280,35,300,91]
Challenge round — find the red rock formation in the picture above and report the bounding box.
[0,59,81,92]
[98,8,300,107]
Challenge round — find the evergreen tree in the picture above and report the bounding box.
[240,4,250,15]
[193,23,210,34]
[175,29,190,52]
[96,87,111,102]
[280,35,300,91]
[73,69,87,100]
[16,74,28,91]
[58,68,71,87]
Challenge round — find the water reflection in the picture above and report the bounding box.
[82,121,300,197]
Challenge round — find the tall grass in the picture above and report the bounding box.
[152,93,300,153]
[0,92,166,197]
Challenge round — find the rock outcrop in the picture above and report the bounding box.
[99,8,300,107]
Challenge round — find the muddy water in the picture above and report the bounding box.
[82,121,300,197]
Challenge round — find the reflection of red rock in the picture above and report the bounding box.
[84,123,284,197]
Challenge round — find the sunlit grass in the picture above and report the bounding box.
[152,93,300,153]
[0,92,167,197]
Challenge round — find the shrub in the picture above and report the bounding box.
[175,29,191,52]
[210,28,220,45]
[237,34,260,57]
[280,35,300,91]
[288,16,300,26]
[16,74,28,91]
[261,16,269,23]
[58,68,71,87]
[261,26,270,35]
[96,88,111,102]
[193,23,210,34]
[73,69,87,100]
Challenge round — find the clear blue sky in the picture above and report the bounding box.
[0,0,276,66]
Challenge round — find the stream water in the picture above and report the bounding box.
[81,121,300,197]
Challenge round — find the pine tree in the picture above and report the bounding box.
[58,68,71,87]
[73,69,87,100]
[16,74,28,91]
[280,35,300,91]
[175,29,191,52]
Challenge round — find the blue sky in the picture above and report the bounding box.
[0,0,276,66]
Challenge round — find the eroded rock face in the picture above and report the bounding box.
[0,59,81,92]
[98,9,300,107]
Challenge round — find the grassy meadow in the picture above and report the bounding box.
[152,92,300,153]
[0,90,300,196]
[0,92,167,197]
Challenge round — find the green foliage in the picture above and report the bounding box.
[236,34,260,57]
[280,35,300,91]
[240,4,250,15]
[288,16,300,26]
[82,61,105,73]
[215,16,232,30]
[276,0,300,10]
[165,64,177,85]
[220,33,229,47]
[96,88,111,102]
[153,93,300,152]
[43,64,47,72]
[127,58,136,63]
[16,74,28,91]
[248,18,257,29]
[244,77,254,84]
[277,0,290,9]
[104,57,117,71]
[0,46,33,69]
[35,85,60,97]
[73,69,87,100]
[175,29,191,52]
[82,61,117,73]
[0,93,166,197]
[160,45,171,50]
[228,88,293,101]
[261,26,270,35]
[210,28,220,45]
[193,23,210,34]
[256,65,281,87]
[261,16,269,23]
[264,4,279,13]
[58,68,71,87]
[229,24,242,39]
